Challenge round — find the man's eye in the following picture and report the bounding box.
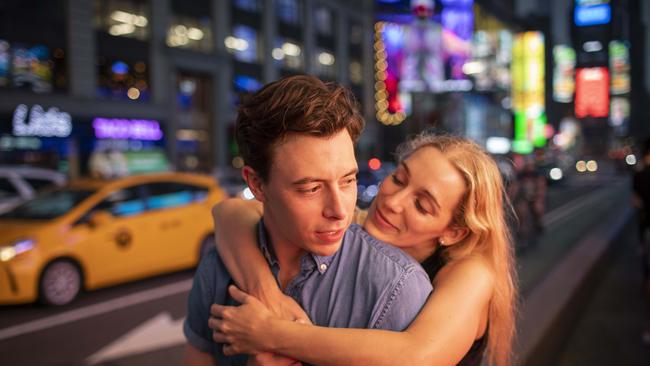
[300,186,320,194]
[343,177,357,185]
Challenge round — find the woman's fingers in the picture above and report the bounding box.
[210,303,228,317]
[212,329,228,343]
[228,284,250,303]
[208,316,223,331]
[223,343,239,356]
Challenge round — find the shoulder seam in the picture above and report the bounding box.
[351,225,419,271]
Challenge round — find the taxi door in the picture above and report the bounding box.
[76,185,155,287]
[138,182,208,271]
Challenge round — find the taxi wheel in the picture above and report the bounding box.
[39,260,82,306]
[199,234,215,262]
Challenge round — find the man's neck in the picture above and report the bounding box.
[262,215,305,290]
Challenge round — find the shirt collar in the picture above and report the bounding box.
[257,218,340,275]
[257,218,279,267]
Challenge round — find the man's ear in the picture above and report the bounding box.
[242,166,266,202]
[439,226,470,247]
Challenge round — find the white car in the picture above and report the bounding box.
[0,167,67,214]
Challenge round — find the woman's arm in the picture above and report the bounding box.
[212,198,307,321]
[211,258,494,366]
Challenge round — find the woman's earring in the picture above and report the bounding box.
[439,238,445,246]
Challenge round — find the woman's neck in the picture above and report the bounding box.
[403,244,439,263]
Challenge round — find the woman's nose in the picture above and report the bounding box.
[384,189,407,213]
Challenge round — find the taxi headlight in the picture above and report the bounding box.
[0,239,35,262]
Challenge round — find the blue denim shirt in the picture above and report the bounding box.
[183,221,433,365]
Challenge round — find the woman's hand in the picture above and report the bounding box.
[255,287,310,324]
[209,285,311,356]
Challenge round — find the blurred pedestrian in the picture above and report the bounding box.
[632,138,650,345]
[511,154,546,248]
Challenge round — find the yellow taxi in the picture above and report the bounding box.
[0,172,226,306]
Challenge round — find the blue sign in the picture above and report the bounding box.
[574,4,611,27]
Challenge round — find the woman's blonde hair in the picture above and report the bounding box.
[396,134,518,366]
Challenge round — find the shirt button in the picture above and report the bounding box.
[319,263,327,272]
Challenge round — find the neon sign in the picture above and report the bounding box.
[93,118,163,141]
[575,67,609,118]
[553,45,576,103]
[609,41,630,95]
[12,104,72,137]
[512,32,546,154]
[574,4,611,27]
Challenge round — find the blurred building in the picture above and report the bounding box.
[0,0,375,177]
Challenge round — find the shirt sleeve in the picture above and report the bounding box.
[183,248,221,355]
[370,265,433,331]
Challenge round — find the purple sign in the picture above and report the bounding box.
[93,118,163,141]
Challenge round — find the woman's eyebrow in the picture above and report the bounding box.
[403,161,441,210]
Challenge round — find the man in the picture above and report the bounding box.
[182,75,432,365]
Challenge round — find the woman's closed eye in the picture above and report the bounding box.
[414,199,429,214]
[391,174,405,186]
[415,196,436,215]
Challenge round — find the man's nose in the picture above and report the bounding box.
[323,187,347,220]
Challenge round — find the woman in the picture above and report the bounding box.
[209,134,517,366]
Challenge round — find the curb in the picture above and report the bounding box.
[515,204,634,365]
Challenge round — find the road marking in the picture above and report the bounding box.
[86,312,186,365]
[0,279,193,341]
[542,187,615,228]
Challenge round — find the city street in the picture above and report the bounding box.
[0,172,642,366]
[1,1,648,365]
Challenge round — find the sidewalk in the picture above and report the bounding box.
[557,223,650,365]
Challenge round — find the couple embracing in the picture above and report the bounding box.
[182,75,516,366]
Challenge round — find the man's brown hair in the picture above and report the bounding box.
[235,75,364,182]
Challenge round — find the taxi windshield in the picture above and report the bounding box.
[1,188,95,220]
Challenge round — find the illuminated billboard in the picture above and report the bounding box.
[374,20,472,124]
[575,67,609,118]
[574,3,611,27]
[511,32,546,154]
[553,45,576,103]
[468,4,513,92]
[609,41,630,95]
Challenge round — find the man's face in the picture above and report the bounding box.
[258,129,358,257]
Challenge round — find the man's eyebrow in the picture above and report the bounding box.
[342,168,359,178]
[292,168,358,185]
[402,161,441,210]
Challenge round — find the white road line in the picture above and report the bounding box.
[0,278,193,341]
[542,187,614,227]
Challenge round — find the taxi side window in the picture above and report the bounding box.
[0,178,18,198]
[24,177,57,192]
[96,187,145,217]
[143,182,208,211]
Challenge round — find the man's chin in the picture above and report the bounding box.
[306,242,342,257]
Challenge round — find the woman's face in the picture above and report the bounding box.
[364,146,467,260]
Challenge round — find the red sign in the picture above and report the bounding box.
[575,67,609,118]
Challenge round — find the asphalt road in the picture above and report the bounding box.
[0,172,629,366]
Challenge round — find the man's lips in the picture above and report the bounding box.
[374,208,398,231]
[314,229,345,243]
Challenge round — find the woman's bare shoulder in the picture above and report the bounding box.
[435,255,495,291]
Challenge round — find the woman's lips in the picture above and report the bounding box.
[315,229,345,244]
[374,208,398,232]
